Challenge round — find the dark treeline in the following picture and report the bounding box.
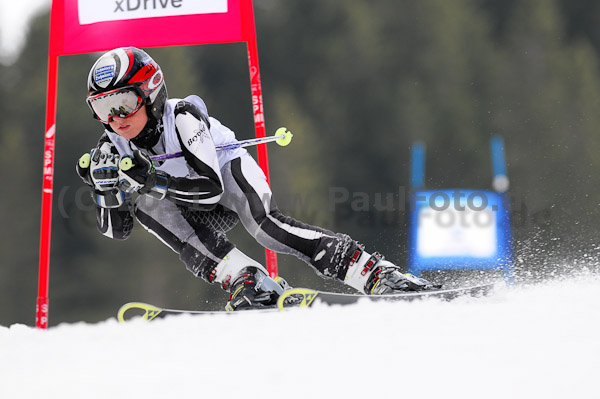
[2,0,600,326]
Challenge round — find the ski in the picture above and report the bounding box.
[118,302,211,322]
[116,302,277,322]
[276,283,496,310]
[118,283,496,322]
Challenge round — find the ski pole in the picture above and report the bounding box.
[120,127,293,171]
[150,127,293,161]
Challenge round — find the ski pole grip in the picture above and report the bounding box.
[78,153,91,169]
[120,157,134,171]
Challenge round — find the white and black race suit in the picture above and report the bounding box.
[91,95,357,284]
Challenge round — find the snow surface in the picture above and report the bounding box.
[1,276,599,399]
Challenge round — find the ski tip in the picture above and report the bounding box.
[277,288,319,310]
[117,302,163,323]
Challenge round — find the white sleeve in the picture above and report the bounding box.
[165,101,224,207]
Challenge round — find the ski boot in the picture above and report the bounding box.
[225,267,290,311]
[344,244,441,294]
[207,248,290,311]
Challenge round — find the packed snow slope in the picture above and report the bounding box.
[1,276,599,399]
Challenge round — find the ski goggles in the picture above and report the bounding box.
[86,88,144,123]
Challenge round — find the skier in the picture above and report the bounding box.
[76,47,438,310]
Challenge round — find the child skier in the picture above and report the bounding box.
[76,47,438,310]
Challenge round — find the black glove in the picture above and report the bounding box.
[118,150,169,199]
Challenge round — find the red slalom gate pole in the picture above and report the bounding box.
[37,54,59,329]
[246,36,278,278]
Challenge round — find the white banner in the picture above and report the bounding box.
[78,0,228,25]
[417,206,498,258]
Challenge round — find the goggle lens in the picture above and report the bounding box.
[87,89,143,123]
